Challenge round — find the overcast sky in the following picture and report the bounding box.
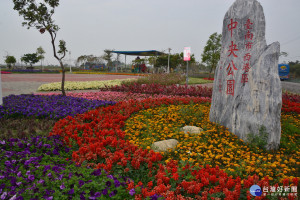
[1,0,300,66]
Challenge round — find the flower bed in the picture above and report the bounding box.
[0,94,115,119]
[37,79,134,91]
[125,103,299,184]
[49,97,299,199]
[0,91,299,199]
[101,83,213,98]
[1,71,12,74]
[36,91,210,103]
[0,135,136,199]
[4,69,59,73]
[73,71,147,76]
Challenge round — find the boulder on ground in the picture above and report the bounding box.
[180,125,203,135]
[151,139,178,152]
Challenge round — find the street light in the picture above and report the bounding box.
[167,48,171,73]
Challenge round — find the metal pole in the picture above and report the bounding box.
[69,51,72,73]
[186,61,189,86]
[125,55,126,73]
[167,48,171,73]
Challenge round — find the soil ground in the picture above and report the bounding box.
[0,73,299,97]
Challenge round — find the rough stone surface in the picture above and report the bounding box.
[210,0,282,150]
[152,139,178,152]
[181,126,203,135]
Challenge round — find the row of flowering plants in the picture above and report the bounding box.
[0,94,149,199]
[0,94,116,119]
[73,71,148,76]
[49,96,299,199]
[1,71,12,74]
[101,83,213,97]
[37,79,134,91]
[0,135,138,199]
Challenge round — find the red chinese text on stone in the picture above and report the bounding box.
[244,19,253,30]
[227,60,238,76]
[226,80,235,96]
[228,41,239,57]
[228,19,238,38]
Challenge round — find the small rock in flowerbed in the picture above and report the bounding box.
[180,125,203,135]
[0,135,136,199]
[152,139,178,152]
[0,94,116,119]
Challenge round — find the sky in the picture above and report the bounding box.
[1,0,300,66]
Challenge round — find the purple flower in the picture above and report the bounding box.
[0,140,5,145]
[78,180,85,188]
[9,194,17,200]
[109,190,117,197]
[68,188,74,195]
[114,180,121,188]
[17,171,22,177]
[37,179,45,184]
[60,183,65,190]
[102,189,108,196]
[129,188,135,196]
[107,175,114,179]
[91,169,101,176]
[28,175,35,181]
[106,181,111,187]
[1,192,7,200]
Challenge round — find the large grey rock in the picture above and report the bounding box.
[152,139,178,152]
[210,0,282,150]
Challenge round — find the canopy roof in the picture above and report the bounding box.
[111,50,166,56]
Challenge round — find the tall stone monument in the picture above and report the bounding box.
[209,0,282,150]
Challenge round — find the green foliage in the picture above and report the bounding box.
[149,53,196,70]
[288,60,300,78]
[201,32,222,73]
[4,55,17,69]
[0,118,56,141]
[184,77,213,85]
[245,125,269,150]
[13,0,60,32]
[21,53,40,66]
[102,49,114,68]
[13,0,68,95]
[36,46,45,60]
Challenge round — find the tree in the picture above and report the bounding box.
[150,53,196,72]
[5,56,17,69]
[102,49,114,71]
[21,53,40,67]
[13,0,68,96]
[76,55,102,68]
[36,46,46,70]
[201,32,222,73]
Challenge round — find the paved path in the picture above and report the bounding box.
[1,73,138,97]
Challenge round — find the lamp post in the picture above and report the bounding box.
[69,51,72,73]
[167,48,171,73]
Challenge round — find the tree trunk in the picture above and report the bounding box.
[59,60,66,96]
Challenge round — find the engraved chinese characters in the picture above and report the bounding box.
[209,0,282,150]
